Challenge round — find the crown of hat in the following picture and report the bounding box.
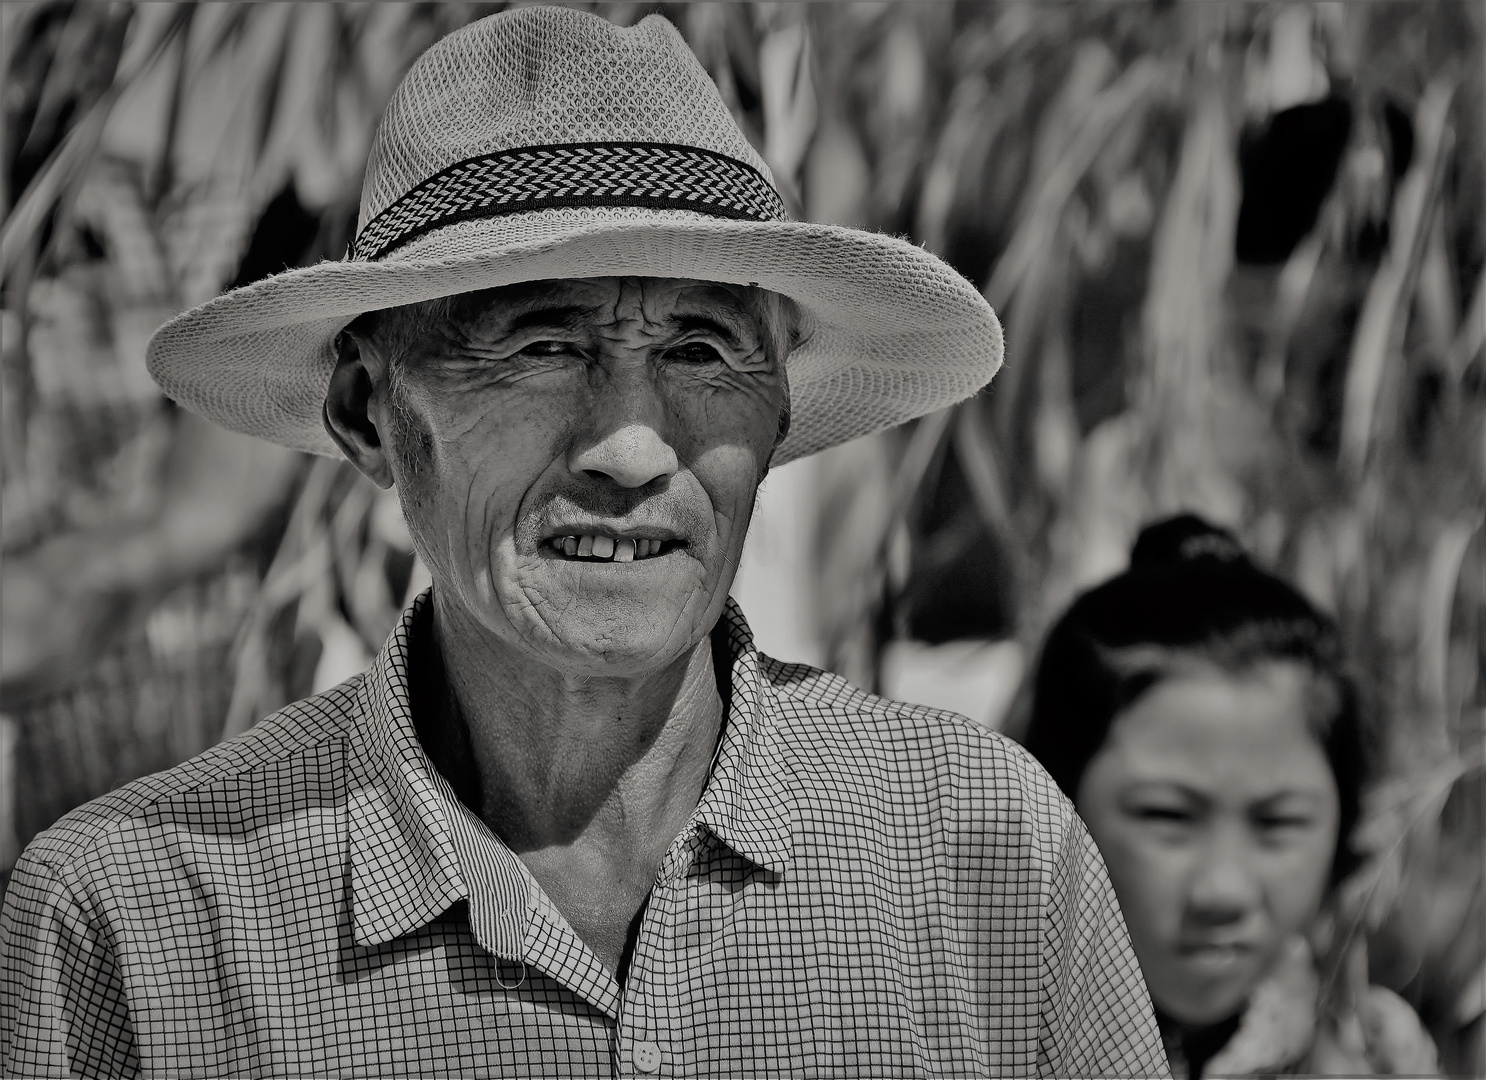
[357,7,779,252]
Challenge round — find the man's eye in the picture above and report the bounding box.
[665,342,725,364]
[518,340,577,358]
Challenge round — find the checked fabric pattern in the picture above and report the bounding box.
[351,142,789,261]
[2,595,1167,1078]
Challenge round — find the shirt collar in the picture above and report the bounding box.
[691,598,795,877]
[346,592,470,948]
[345,590,795,950]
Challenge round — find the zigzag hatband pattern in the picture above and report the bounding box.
[351,142,788,261]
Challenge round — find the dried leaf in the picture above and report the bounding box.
[803,119,870,227]
[1446,269,1485,385]
[17,4,132,174]
[1255,230,1325,407]
[953,396,1015,544]
[222,457,339,739]
[757,18,816,204]
[0,5,185,280]
[915,75,990,255]
[1040,413,1148,626]
[865,15,928,219]
[1026,40,1118,199]
[1138,74,1243,522]
[984,55,1169,445]
[1339,77,1456,480]
[982,56,1171,312]
[813,434,895,689]
[276,3,342,207]
[1418,516,1482,721]
[1033,297,1079,502]
[1416,207,1460,361]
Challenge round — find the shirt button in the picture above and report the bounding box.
[632,1041,662,1074]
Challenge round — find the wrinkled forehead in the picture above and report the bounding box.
[443,277,769,340]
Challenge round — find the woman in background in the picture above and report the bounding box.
[1023,514,1435,1078]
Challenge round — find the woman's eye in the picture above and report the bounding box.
[1255,815,1312,831]
[1135,806,1193,824]
[665,342,725,365]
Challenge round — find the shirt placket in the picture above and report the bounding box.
[613,825,711,1077]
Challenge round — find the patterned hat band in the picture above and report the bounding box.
[351,141,789,261]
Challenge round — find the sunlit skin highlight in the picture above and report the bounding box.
[323,277,790,974]
[1074,661,1339,1027]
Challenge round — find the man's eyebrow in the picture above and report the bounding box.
[504,305,593,334]
[672,311,755,345]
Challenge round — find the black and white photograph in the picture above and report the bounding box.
[1,2,1483,1076]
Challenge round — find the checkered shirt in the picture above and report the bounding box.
[3,594,1167,1078]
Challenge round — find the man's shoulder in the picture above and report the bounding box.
[755,652,1071,826]
[17,676,368,876]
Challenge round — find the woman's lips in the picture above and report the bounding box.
[1176,941,1256,973]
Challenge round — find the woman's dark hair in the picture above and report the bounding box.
[1021,513,1366,884]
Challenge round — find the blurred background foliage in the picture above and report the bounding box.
[1,1,1483,1070]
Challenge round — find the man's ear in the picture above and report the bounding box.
[324,330,395,489]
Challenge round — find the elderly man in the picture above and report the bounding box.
[2,9,1166,1078]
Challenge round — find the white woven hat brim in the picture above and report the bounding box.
[144,209,1004,466]
[146,207,1003,466]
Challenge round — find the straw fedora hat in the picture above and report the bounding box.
[146,6,1003,466]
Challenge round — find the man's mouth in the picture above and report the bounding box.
[546,534,678,562]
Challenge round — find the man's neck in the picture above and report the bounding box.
[408,591,729,975]
[412,590,727,858]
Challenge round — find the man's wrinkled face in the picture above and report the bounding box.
[364,277,790,676]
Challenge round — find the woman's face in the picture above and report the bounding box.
[1075,661,1340,1026]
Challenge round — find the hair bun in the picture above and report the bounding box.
[1129,513,1250,569]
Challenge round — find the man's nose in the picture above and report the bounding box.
[569,422,679,488]
[568,365,679,488]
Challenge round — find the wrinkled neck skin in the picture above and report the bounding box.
[427,586,724,855]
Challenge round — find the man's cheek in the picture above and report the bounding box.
[691,437,764,488]
[685,395,782,476]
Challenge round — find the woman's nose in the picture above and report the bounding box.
[1185,830,1263,924]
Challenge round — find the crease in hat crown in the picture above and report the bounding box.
[355,7,781,258]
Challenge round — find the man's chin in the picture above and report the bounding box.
[532,628,703,677]
[509,590,721,676]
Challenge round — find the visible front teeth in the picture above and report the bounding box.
[553,535,668,561]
